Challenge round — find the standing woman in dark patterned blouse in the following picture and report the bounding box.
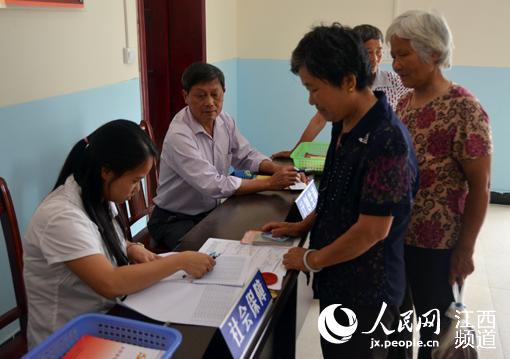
[387,10,492,359]
[262,24,418,359]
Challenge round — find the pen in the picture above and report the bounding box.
[293,167,306,173]
[209,251,221,259]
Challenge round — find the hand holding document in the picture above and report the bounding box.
[241,230,294,247]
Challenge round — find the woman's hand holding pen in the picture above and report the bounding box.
[180,251,216,279]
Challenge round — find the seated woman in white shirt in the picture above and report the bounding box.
[23,119,215,348]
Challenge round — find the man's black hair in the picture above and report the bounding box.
[182,62,226,92]
[353,24,384,43]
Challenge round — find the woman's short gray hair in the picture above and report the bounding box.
[386,10,453,68]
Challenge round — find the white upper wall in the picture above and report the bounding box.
[0,0,139,107]
[206,0,238,63]
[1,0,506,107]
[236,0,394,60]
[400,0,510,67]
[206,0,510,68]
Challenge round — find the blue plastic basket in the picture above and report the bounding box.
[24,313,182,359]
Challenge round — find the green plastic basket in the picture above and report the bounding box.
[290,141,329,172]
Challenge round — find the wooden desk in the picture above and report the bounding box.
[110,190,313,358]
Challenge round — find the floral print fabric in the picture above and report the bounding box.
[397,85,492,249]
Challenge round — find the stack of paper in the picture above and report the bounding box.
[193,254,250,287]
[121,238,290,327]
[198,238,291,291]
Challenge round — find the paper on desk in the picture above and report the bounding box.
[199,238,294,291]
[158,252,250,286]
[122,252,245,326]
[121,252,242,327]
[122,280,241,327]
[193,254,250,287]
[122,241,291,326]
[289,181,307,190]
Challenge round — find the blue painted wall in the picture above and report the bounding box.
[445,66,510,193]
[234,59,510,192]
[0,79,142,231]
[212,58,238,120]
[0,79,142,342]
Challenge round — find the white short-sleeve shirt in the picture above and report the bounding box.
[23,176,126,348]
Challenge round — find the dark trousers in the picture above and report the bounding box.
[404,245,454,359]
[319,299,398,359]
[147,205,209,250]
[386,284,413,359]
[388,246,454,359]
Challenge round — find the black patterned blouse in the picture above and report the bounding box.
[311,92,418,307]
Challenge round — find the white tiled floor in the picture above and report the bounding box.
[296,204,510,359]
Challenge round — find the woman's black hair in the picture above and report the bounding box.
[290,23,371,90]
[54,119,159,266]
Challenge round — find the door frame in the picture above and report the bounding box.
[136,0,206,149]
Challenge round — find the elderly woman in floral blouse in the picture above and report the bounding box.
[388,10,492,358]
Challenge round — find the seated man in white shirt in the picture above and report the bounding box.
[148,62,299,249]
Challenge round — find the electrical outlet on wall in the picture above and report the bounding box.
[123,47,137,65]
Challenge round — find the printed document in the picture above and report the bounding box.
[122,275,241,327]
[193,254,250,287]
[121,237,291,327]
[199,238,291,290]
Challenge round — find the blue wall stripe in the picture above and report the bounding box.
[235,59,509,192]
[0,79,142,232]
[212,58,238,120]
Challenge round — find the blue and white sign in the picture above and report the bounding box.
[295,179,318,219]
[220,271,272,359]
